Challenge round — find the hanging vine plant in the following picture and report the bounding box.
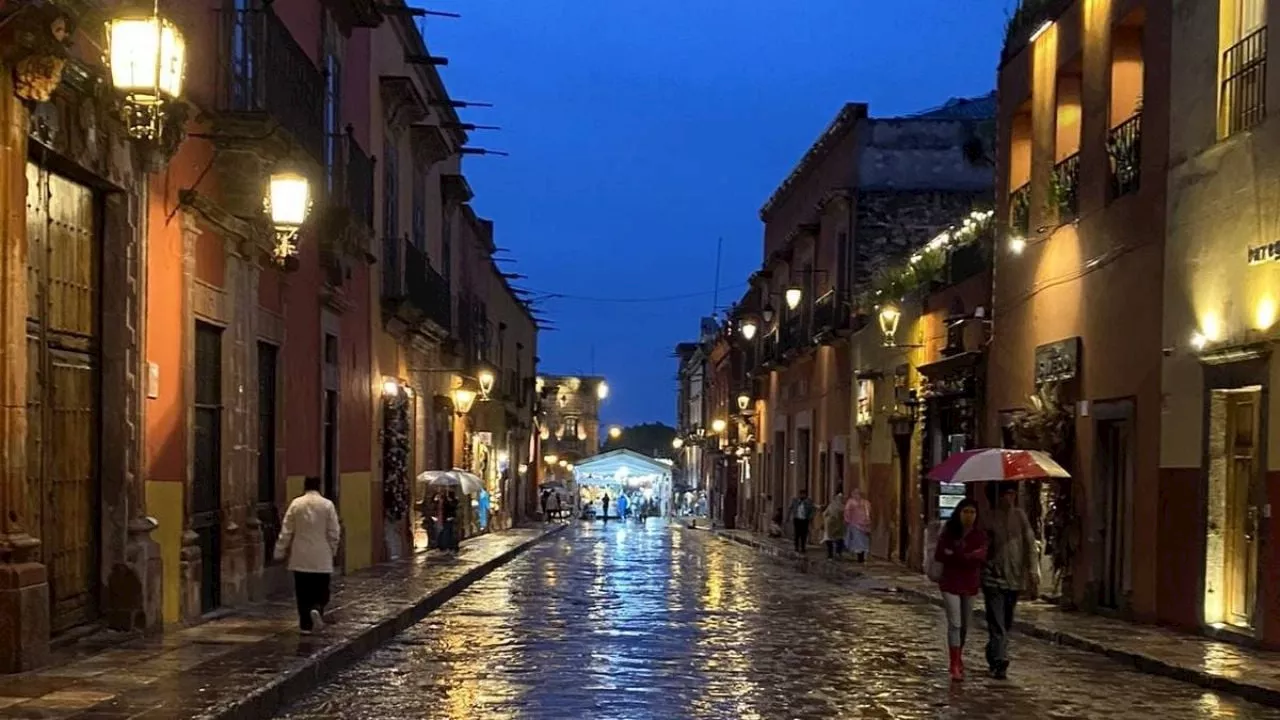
[1009,382,1080,603]
[857,209,994,310]
[381,389,411,522]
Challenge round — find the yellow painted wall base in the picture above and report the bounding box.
[146,480,185,625]
[340,471,373,573]
[286,475,306,506]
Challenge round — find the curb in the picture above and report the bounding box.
[707,528,1280,709]
[200,525,567,720]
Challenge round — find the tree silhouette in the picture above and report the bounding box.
[599,422,677,459]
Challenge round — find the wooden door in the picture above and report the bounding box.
[193,322,223,614]
[1097,417,1133,610]
[24,163,101,634]
[1225,390,1262,628]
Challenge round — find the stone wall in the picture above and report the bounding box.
[853,190,988,286]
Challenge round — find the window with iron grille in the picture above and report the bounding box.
[411,165,426,249]
[1221,23,1267,138]
[382,131,399,239]
[324,53,341,194]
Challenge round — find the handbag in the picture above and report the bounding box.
[927,558,945,583]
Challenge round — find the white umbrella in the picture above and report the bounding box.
[417,469,485,495]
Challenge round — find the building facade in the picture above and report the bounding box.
[538,373,609,490]
[995,0,1169,614]
[0,0,535,671]
[1159,0,1280,644]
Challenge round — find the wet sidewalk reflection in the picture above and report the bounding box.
[279,521,1280,719]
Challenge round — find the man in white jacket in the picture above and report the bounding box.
[274,476,341,633]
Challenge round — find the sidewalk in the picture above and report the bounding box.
[708,525,1280,708]
[0,525,564,720]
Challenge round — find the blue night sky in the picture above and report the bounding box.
[423,1,1010,428]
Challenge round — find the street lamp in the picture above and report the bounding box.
[381,378,401,397]
[762,305,775,323]
[785,286,803,310]
[878,305,902,347]
[711,418,727,434]
[450,386,477,416]
[106,1,187,140]
[736,392,751,413]
[740,318,758,341]
[544,454,559,465]
[596,381,610,400]
[608,425,622,439]
[266,170,312,262]
[672,437,685,450]
[477,367,496,399]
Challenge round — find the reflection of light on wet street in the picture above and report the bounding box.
[278,522,1280,720]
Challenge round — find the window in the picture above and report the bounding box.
[324,53,341,194]
[382,131,399,239]
[1221,0,1268,137]
[563,416,580,439]
[411,165,426,249]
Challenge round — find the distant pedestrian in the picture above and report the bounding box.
[422,491,441,547]
[540,489,551,523]
[823,486,846,559]
[438,490,461,554]
[274,476,341,634]
[617,493,629,521]
[982,483,1040,680]
[844,488,872,563]
[788,488,815,554]
[934,499,988,682]
[602,493,611,523]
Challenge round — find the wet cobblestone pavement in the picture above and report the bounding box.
[278,522,1280,719]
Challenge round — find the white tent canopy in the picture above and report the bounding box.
[573,448,671,488]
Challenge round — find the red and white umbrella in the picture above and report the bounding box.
[927,448,1070,484]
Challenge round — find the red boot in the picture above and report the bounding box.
[948,646,964,682]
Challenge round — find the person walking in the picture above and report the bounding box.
[788,488,815,554]
[982,482,1040,680]
[438,490,461,554]
[274,476,341,634]
[602,493,611,524]
[823,486,846,559]
[616,493,629,522]
[844,487,872,563]
[540,489,551,523]
[934,499,988,682]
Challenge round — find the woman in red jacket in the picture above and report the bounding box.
[934,498,988,682]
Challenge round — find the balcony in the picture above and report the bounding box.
[1108,113,1142,200]
[759,330,779,370]
[1009,183,1031,236]
[381,237,451,333]
[780,315,807,355]
[1052,153,1080,223]
[812,289,854,340]
[1221,27,1267,138]
[217,6,325,162]
[343,130,375,232]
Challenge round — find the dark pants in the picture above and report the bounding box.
[826,540,839,558]
[293,571,331,631]
[603,507,610,523]
[983,586,1019,671]
[793,518,810,553]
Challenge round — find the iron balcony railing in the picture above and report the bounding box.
[1052,152,1081,222]
[811,289,852,335]
[404,242,452,331]
[1107,112,1142,200]
[345,130,375,231]
[1222,27,1268,138]
[1009,183,1031,236]
[781,315,806,354]
[382,237,451,332]
[218,6,325,162]
[760,330,779,366]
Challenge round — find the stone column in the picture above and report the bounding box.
[0,72,49,672]
[178,211,202,621]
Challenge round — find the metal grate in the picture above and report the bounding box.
[1009,183,1031,236]
[1221,27,1268,137]
[1052,152,1081,222]
[1108,112,1143,200]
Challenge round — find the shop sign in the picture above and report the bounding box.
[1035,338,1080,385]
[475,432,493,445]
[856,379,874,427]
[1248,240,1280,265]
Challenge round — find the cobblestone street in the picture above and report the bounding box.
[278,522,1279,719]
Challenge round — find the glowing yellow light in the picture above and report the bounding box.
[268,172,311,229]
[596,381,609,400]
[1009,236,1026,255]
[737,393,751,412]
[608,425,622,439]
[672,437,684,450]
[785,287,803,310]
[544,454,558,465]
[382,379,400,396]
[497,450,509,465]
[1255,297,1277,331]
[477,368,496,397]
[1201,313,1223,342]
[450,386,477,415]
[108,14,186,102]
[878,305,902,345]
[711,418,727,434]
[740,319,758,340]
[517,463,528,474]
[1190,332,1208,351]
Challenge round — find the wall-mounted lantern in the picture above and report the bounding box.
[477,367,496,399]
[450,385,477,416]
[740,318,758,341]
[608,425,622,439]
[878,305,902,347]
[106,1,186,140]
[266,170,312,263]
[785,286,803,310]
[736,392,751,413]
[672,437,685,450]
[711,418,727,435]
